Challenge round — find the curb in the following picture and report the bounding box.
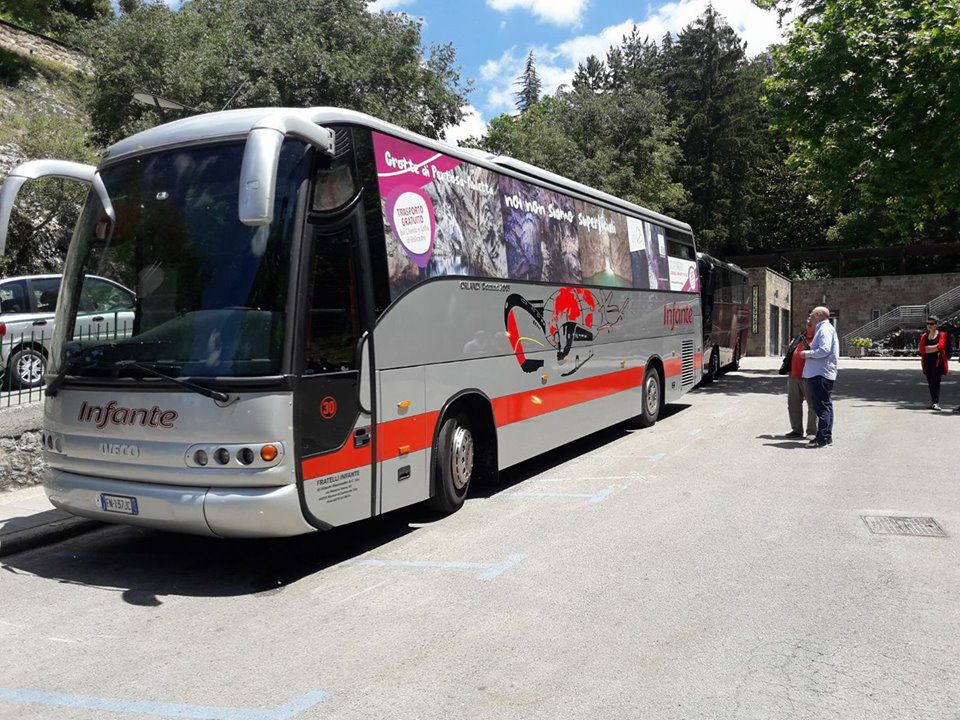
[0,516,100,558]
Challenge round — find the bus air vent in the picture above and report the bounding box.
[681,339,695,387]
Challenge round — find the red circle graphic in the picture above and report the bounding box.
[320,396,338,420]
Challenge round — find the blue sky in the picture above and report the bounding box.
[369,0,785,142]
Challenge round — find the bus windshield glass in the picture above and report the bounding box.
[50,139,311,379]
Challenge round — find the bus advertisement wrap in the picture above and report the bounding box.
[371,132,690,298]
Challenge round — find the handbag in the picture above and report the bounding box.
[778,335,803,375]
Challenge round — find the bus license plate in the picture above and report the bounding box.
[100,493,139,515]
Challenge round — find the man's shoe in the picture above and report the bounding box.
[784,430,804,438]
[808,438,828,448]
[933,404,942,411]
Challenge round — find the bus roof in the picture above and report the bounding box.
[697,251,748,277]
[103,107,694,236]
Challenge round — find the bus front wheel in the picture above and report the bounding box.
[638,367,662,428]
[429,412,474,513]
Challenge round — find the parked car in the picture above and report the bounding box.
[0,274,136,389]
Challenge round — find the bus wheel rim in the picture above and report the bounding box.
[450,426,474,491]
[645,376,659,415]
[17,354,42,383]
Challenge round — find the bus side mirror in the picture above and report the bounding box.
[0,159,115,255]
[239,113,336,226]
[357,331,371,416]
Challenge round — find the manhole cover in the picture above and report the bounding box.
[861,516,947,537]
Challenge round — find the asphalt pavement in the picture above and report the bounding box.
[0,357,957,720]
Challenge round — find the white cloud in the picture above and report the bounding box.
[368,0,414,11]
[477,0,785,116]
[486,0,589,26]
[443,105,489,145]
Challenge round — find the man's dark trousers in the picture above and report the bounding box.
[807,375,834,445]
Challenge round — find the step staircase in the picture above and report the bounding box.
[841,283,960,353]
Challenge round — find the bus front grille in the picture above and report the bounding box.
[681,339,695,386]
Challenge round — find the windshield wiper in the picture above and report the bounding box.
[113,360,230,403]
[45,341,118,397]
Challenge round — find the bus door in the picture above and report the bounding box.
[297,214,377,528]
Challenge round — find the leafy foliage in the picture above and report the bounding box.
[84,0,471,146]
[0,50,96,276]
[765,0,960,244]
[0,0,111,41]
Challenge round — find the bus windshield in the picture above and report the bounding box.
[50,139,311,380]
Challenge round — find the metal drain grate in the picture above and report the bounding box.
[861,516,947,537]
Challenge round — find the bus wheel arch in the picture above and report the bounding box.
[638,358,664,428]
[428,391,498,513]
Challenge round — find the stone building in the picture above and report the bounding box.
[739,268,960,356]
[744,267,792,357]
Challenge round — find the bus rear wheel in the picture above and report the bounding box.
[704,347,720,383]
[429,412,474,513]
[638,366,662,428]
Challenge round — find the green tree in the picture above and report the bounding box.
[83,0,470,146]
[480,87,685,213]
[0,0,111,41]
[572,55,607,92]
[514,50,541,113]
[765,0,960,244]
[660,5,761,255]
[0,93,97,275]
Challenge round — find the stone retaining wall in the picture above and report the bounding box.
[0,19,91,75]
[0,403,45,492]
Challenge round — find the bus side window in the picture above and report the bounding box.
[304,229,359,374]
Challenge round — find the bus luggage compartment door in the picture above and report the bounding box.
[377,366,429,514]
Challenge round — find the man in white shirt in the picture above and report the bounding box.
[800,306,839,447]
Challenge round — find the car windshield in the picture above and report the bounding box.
[50,139,310,379]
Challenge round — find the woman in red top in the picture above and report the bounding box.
[919,315,948,410]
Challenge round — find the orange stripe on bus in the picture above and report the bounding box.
[377,411,439,462]
[302,438,371,481]
[491,365,645,428]
[301,358,698,480]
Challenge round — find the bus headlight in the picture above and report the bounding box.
[185,442,284,468]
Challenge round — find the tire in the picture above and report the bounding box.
[638,366,662,428]
[730,342,741,371]
[8,348,45,389]
[704,347,720,383]
[429,412,474,513]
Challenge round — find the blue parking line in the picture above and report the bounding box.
[343,554,525,580]
[511,486,615,504]
[0,688,328,720]
[647,452,667,463]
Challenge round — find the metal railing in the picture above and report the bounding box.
[0,328,49,408]
[842,283,960,353]
[0,317,131,409]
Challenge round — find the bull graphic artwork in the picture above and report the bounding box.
[504,287,628,376]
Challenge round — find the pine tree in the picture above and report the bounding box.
[661,4,758,254]
[514,50,542,113]
[571,55,607,93]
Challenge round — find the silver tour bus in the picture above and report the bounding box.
[0,108,703,537]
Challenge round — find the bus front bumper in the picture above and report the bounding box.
[44,470,316,538]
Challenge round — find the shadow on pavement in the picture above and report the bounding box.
[0,404,690,605]
[697,365,960,411]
